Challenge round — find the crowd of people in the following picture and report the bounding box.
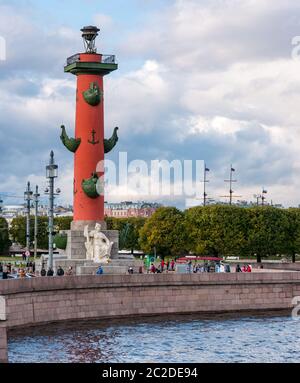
[149,259,176,273]
[39,265,74,277]
[95,260,254,275]
[235,264,252,273]
[188,261,252,273]
[0,261,75,279]
[1,258,254,279]
[0,260,36,279]
[147,260,253,274]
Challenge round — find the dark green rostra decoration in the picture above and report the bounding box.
[82,172,100,199]
[53,233,68,250]
[60,125,81,153]
[83,82,102,106]
[104,127,119,153]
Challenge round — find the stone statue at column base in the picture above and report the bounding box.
[84,223,113,264]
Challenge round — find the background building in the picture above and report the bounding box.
[104,201,162,218]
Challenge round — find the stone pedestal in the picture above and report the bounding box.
[61,228,119,260]
[78,258,144,275]
[48,220,143,275]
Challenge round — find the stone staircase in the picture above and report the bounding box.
[78,259,144,275]
[50,257,144,275]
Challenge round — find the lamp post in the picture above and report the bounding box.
[203,164,210,206]
[262,188,267,206]
[24,182,33,253]
[45,151,60,270]
[253,194,261,206]
[228,165,235,205]
[33,186,40,261]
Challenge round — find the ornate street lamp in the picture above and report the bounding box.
[33,186,40,261]
[203,164,210,206]
[24,182,33,253]
[45,151,60,270]
[262,188,268,206]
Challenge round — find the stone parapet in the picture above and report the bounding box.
[1,272,300,295]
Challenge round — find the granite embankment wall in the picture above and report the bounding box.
[0,326,7,364]
[227,262,300,272]
[1,272,300,362]
[260,263,300,271]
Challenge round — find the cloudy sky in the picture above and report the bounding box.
[1,0,300,209]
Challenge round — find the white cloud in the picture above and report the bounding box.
[106,60,172,134]
[93,14,114,30]
[2,0,300,208]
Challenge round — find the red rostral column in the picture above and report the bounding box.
[63,26,118,228]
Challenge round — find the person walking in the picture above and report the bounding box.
[66,266,74,276]
[19,268,26,278]
[40,267,46,277]
[47,268,54,276]
[170,259,175,271]
[235,264,242,273]
[56,266,65,276]
[166,260,170,271]
[2,266,9,280]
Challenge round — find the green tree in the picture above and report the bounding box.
[54,216,73,231]
[10,216,49,249]
[105,216,146,252]
[284,208,300,263]
[9,215,73,250]
[121,217,146,253]
[0,217,10,254]
[247,207,289,263]
[139,207,187,257]
[185,205,249,257]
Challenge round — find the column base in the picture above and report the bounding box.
[60,220,118,261]
[71,220,107,231]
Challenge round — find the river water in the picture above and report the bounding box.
[7,311,300,363]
